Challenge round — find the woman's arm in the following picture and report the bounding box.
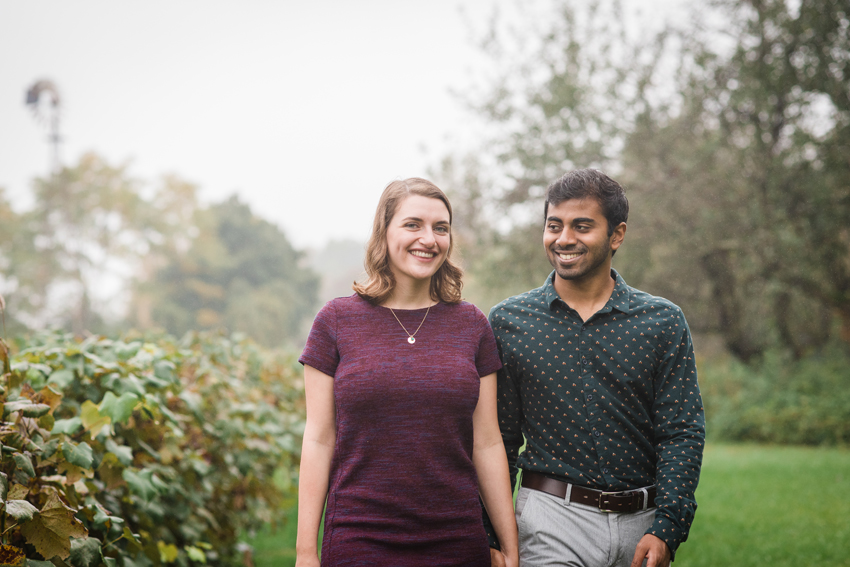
[473,373,519,567]
[295,365,337,567]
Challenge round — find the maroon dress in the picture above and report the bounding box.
[299,295,502,566]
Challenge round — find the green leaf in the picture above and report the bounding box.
[12,453,35,482]
[99,391,139,424]
[19,491,88,561]
[4,499,38,521]
[52,417,83,435]
[62,441,94,469]
[69,536,103,567]
[2,400,31,413]
[153,360,176,383]
[157,541,178,563]
[80,400,111,435]
[122,526,142,547]
[25,559,55,567]
[123,469,160,502]
[47,368,76,389]
[22,404,51,418]
[105,439,134,466]
[0,471,7,502]
[103,558,118,567]
[184,545,206,563]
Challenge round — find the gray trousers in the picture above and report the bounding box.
[515,487,656,567]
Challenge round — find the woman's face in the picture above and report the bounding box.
[385,195,451,288]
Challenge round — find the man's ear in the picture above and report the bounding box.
[610,222,627,251]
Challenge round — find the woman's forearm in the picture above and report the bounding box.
[474,442,519,558]
[295,437,334,559]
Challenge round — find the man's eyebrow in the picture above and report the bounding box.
[571,217,597,225]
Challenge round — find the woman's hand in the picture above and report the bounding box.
[502,548,519,567]
[491,546,519,567]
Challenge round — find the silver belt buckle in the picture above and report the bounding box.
[598,491,620,513]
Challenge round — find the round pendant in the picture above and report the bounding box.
[407,336,416,344]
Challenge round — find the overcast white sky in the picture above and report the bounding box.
[1,0,690,251]
[0,0,511,249]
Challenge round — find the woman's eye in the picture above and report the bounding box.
[435,226,449,234]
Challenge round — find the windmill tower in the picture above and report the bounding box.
[25,79,62,174]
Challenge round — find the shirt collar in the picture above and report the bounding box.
[543,269,632,315]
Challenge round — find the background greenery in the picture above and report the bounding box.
[246,443,850,567]
[0,0,848,565]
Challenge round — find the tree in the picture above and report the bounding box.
[1,154,320,348]
[438,0,850,360]
[0,153,158,335]
[620,0,850,359]
[140,195,319,348]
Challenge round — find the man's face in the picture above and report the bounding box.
[544,198,623,282]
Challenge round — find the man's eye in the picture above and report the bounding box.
[547,224,560,231]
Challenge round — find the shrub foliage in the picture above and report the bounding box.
[0,331,304,566]
[700,347,850,446]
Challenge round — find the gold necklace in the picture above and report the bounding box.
[388,305,431,344]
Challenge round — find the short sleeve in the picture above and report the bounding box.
[298,300,340,377]
[472,305,502,378]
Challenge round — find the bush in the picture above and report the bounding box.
[699,346,850,445]
[0,330,304,566]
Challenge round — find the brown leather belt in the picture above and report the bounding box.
[521,471,656,513]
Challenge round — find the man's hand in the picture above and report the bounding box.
[630,534,671,567]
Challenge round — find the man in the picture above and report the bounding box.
[485,169,704,567]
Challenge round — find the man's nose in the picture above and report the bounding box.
[556,228,576,246]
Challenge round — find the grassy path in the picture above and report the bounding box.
[247,443,850,566]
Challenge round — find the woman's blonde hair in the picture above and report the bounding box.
[353,178,463,305]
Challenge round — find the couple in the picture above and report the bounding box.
[296,170,705,567]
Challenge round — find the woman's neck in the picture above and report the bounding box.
[381,280,434,309]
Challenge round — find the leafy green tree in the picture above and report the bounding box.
[0,154,159,336]
[141,195,319,348]
[438,0,849,360]
[620,0,850,359]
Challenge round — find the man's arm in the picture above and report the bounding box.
[642,309,705,559]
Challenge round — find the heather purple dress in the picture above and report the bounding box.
[299,295,502,567]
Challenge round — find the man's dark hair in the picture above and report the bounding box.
[544,168,629,236]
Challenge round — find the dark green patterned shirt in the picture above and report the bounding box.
[485,270,704,555]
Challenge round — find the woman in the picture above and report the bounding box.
[295,178,518,567]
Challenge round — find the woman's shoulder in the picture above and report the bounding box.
[440,300,488,323]
[320,294,375,316]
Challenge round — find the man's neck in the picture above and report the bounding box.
[554,267,616,322]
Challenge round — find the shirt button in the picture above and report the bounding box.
[587,394,593,401]
[602,467,609,474]
[593,430,601,437]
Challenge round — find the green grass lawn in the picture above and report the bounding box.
[674,443,850,566]
[246,443,850,566]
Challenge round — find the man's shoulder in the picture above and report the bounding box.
[488,285,548,319]
[623,284,688,325]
